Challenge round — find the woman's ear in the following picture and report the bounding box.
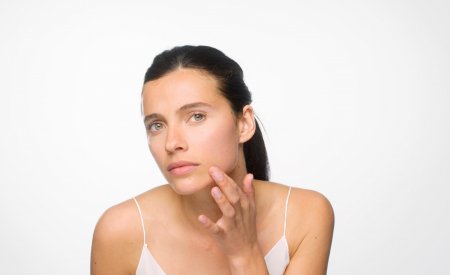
[238,105,256,143]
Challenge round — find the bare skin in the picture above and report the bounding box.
[91,69,334,274]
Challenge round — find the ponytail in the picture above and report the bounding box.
[244,120,269,180]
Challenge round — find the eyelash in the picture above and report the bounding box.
[190,112,206,122]
[146,122,164,132]
[146,113,206,133]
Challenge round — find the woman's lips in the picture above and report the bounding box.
[167,161,199,176]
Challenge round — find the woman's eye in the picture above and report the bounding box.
[191,113,205,122]
[148,122,164,132]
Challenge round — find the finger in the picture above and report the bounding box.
[242,173,255,207]
[211,186,236,218]
[210,167,247,222]
[236,179,250,210]
[198,214,222,235]
[239,174,255,229]
[209,167,241,207]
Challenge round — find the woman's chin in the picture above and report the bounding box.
[167,175,214,195]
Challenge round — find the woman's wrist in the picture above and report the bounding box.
[227,245,269,275]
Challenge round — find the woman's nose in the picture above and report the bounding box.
[165,126,187,153]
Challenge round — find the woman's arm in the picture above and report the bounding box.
[284,190,335,275]
[91,203,141,275]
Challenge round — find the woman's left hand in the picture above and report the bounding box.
[198,166,268,274]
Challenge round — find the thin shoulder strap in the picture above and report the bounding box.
[283,187,292,236]
[132,197,147,246]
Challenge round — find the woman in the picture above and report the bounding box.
[91,45,334,275]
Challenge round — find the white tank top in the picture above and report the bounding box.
[133,187,291,275]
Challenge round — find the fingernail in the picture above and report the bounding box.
[198,215,207,224]
[212,188,222,199]
[211,168,224,182]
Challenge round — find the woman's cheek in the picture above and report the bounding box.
[148,137,165,166]
[197,126,240,172]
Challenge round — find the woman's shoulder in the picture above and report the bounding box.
[289,186,334,219]
[258,181,334,252]
[266,182,334,229]
[257,181,333,214]
[93,199,139,242]
[286,186,334,263]
[91,185,172,273]
[91,190,155,249]
[93,185,171,239]
[91,198,142,273]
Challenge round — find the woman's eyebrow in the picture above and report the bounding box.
[143,113,160,124]
[178,102,213,113]
[143,102,212,123]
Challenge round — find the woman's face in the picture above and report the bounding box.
[142,69,245,195]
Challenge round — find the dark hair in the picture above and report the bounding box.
[143,45,270,180]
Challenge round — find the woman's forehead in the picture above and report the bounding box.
[141,68,225,114]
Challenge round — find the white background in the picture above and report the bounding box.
[1,0,449,274]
